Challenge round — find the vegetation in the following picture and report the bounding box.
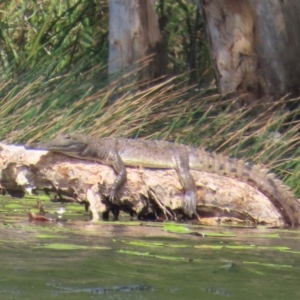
[0,0,300,195]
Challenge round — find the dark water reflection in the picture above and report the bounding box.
[1,196,300,299]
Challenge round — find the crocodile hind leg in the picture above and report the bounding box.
[173,148,198,217]
[102,144,127,204]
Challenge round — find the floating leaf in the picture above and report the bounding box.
[244,261,293,268]
[37,243,110,250]
[197,231,236,237]
[115,239,189,248]
[36,234,65,239]
[117,250,150,256]
[163,224,190,234]
[195,245,224,249]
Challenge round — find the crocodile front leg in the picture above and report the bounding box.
[109,152,127,203]
[82,142,127,204]
[173,148,197,217]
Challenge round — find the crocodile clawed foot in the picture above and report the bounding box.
[108,188,121,205]
[182,190,198,218]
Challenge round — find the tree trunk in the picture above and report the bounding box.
[108,0,166,81]
[199,0,300,100]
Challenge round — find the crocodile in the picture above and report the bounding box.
[25,133,300,226]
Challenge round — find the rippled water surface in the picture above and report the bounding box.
[1,195,300,300]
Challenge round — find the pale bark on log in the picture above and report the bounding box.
[199,0,300,99]
[0,143,283,226]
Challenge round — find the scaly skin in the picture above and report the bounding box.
[25,133,300,226]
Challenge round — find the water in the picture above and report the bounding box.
[0,195,300,299]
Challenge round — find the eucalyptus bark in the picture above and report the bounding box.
[199,0,300,99]
[108,0,166,81]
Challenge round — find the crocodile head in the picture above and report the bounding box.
[25,133,88,155]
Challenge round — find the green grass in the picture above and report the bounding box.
[1,64,300,195]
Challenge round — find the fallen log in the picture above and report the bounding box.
[0,143,295,226]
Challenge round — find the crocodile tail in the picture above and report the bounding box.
[189,148,300,226]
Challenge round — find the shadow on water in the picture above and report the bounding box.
[1,195,300,299]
